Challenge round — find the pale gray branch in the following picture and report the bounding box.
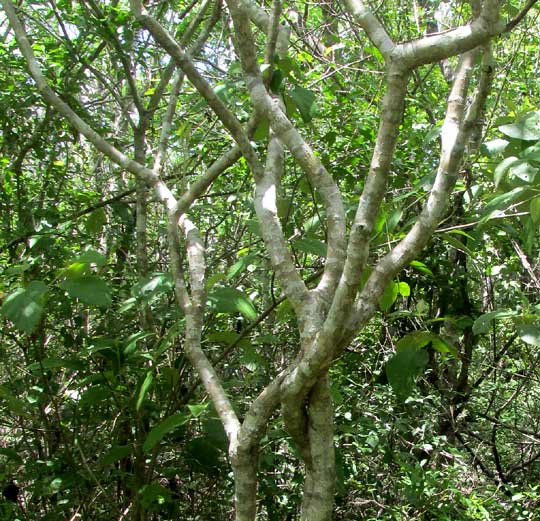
[341,0,395,58]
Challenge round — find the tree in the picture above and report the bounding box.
[0,0,539,520]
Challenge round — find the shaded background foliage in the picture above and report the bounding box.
[1,0,540,520]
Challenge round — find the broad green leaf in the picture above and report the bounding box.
[379,281,399,311]
[494,156,520,187]
[253,118,269,141]
[509,161,538,183]
[386,208,403,232]
[1,280,48,333]
[139,483,171,507]
[530,196,540,225]
[0,385,29,417]
[188,402,208,417]
[186,437,222,472]
[396,331,458,357]
[481,138,509,156]
[397,281,410,297]
[227,255,257,280]
[521,144,540,161]
[99,445,132,467]
[79,385,110,407]
[77,250,107,268]
[60,275,111,307]
[85,208,107,235]
[123,332,154,359]
[27,358,84,371]
[132,273,172,300]
[293,237,327,257]
[472,310,517,335]
[410,260,433,276]
[499,111,540,141]
[386,345,429,401]
[241,346,266,372]
[0,447,22,463]
[480,186,529,223]
[290,86,317,123]
[207,287,258,321]
[441,233,473,256]
[143,413,189,453]
[396,331,434,351]
[517,324,540,346]
[136,371,153,412]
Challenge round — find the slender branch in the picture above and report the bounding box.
[2,0,176,210]
[226,0,347,310]
[341,0,395,59]
[254,128,311,318]
[505,0,539,32]
[398,2,504,67]
[129,0,263,179]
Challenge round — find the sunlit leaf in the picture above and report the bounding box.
[517,324,540,346]
[136,371,153,411]
[472,310,517,335]
[143,413,189,453]
[207,287,258,321]
[499,111,540,141]
[60,275,111,307]
[1,280,48,333]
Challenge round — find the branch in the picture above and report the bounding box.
[1,0,176,211]
[398,2,504,67]
[129,0,263,179]
[505,0,539,32]
[226,0,347,309]
[254,129,311,318]
[341,0,395,59]
[347,45,494,340]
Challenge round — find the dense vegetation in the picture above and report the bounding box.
[1,1,540,520]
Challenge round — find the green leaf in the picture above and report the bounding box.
[290,86,317,123]
[379,281,399,311]
[253,118,269,141]
[1,280,48,333]
[292,237,327,257]
[521,144,540,161]
[481,138,509,156]
[132,273,172,300]
[530,196,540,225]
[472,310,517,335]
[227,255,257,280]
[77,250,107,268]
[517,324,540,346]
[27,358,84,372]
[499,111,540,141]
[85,207,107,235]
[480,186,529,223]
[510,161,538,183]
[396,331,458,357]
[188,402,208,417]
[139,483,172,508]
[386,344,429,401]
[136,371,153,411]
[99,445,132,467]
[0,447,23,463]
[397,281,410,297]
[207,287,258,321]
[143,413,189,453]
[494,156,520,187]
[410,260,433,276]
[396,332,431,350]
[60,275,112,307]
[0,385,29,417]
